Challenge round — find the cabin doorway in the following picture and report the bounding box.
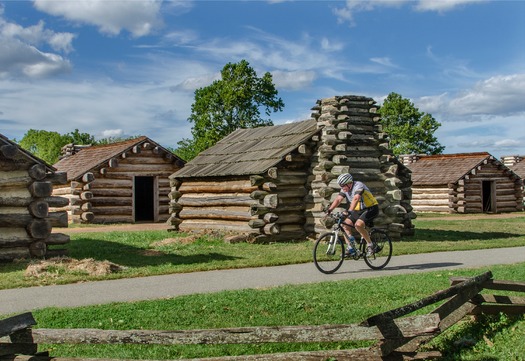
[134,176,156,222]
[482,180,496,213]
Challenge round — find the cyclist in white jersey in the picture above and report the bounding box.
[325,173,379,257]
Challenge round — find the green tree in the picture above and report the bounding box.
[95,136,136,145]
[176,60,284,160]
[378,92,445,156]
[18,129,69,164]
[69,129,96,145]
[18,129,96,164]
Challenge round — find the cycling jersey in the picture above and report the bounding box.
[339,181,378,211]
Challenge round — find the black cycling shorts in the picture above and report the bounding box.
[349,204,379,226]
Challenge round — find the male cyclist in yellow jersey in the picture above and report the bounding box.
[325,173,379,257]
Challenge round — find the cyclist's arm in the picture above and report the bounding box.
[348,192,363,212]
[326,194,345,214]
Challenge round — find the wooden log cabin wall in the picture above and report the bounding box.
[0,134,70,262]
[52,137,185,224]
[169,95,415,242]
[306,95,414,240]
[501,155,525,205]
[169,120,319,242]
[402,153,523,214]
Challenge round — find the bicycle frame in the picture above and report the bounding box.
[313,212,393,274]
[331,212,368,258]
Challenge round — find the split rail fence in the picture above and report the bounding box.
[1,271,524,361]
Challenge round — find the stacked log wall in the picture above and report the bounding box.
[52,143,180,224]
[168,142,315,242]
[411,186,451,213]
[305,95,415,241]
[169,178,257,234]
[501,155,523,167]
[448,161,523,213]
[51,172,95,223]
[0,143,70,262]
[500,155,525,205]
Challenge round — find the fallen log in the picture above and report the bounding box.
[31,314,440,345]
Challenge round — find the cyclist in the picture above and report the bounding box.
[325,173,379,257]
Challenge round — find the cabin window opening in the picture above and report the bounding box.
[134,176,155,222]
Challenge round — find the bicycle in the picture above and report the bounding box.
[313,211,393,274]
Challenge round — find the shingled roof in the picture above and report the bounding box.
[406,152,511,186]
[54,136,183,181]
[173,119,320,178]
[509,161,525,179]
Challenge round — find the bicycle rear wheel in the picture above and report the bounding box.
[313,232,345,274]
[363,229,393,270]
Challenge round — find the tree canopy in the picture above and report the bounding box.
[18,129,95,165]
[175,60,284,161]
[378,92,445,156]
[16,127,162,165]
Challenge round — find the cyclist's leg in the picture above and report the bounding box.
[353,206,379,251]
[341,214,355,247]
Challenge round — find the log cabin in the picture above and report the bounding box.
[169,95,415,242]
[0,133,70,262]
[401,152,523,213]
[501,155,525,205]
[52,136,185,224]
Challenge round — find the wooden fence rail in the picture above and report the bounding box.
[1,270,524,361]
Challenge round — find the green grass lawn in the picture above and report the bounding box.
[16,263,525,361]
[1,213,524,360]
[0,213,524,290]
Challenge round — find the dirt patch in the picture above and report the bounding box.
[60,223,170,234]
[151,235,198,247]
[25,257,125,278]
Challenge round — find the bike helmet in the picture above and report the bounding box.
[337,173,353,186]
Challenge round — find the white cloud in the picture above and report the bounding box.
[33,0,164,37]
[161,29,199,46]
[370,57,396,68]
[494,138,521,148]
[0,10,74,78]
[449,74,525,116]
[320,37,344,52]
[1,19,75,53]
[334,0,486,25]
[333,0,406,25]
[0,37,72,79]
[191,28,349,83]
[272,70,316,90]
[415,0,486,13]
[100,129,124,138]
[170,72,220,92]
[414,74,525,158]
[416,74,525,117]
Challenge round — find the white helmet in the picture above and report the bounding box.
[337,173,353,186]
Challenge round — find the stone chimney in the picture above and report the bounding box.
[305,95,414,240]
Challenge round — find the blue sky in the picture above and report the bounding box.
[1,0,524,160]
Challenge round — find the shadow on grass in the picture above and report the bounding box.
[429,314,522,361]
[407,228,523,242]
[56,237,242,268]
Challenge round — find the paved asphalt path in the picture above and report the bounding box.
[1,246,524,315]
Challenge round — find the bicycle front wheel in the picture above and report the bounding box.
[313,232,345,274]
[364,229,393,270]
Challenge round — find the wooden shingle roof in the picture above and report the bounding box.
[54,136,183,181]
[509,161,525,179]
[173,119,320,178]
[406,152,505,186]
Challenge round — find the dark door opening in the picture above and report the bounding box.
[482,180,495,213]
[134,176,155,222]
